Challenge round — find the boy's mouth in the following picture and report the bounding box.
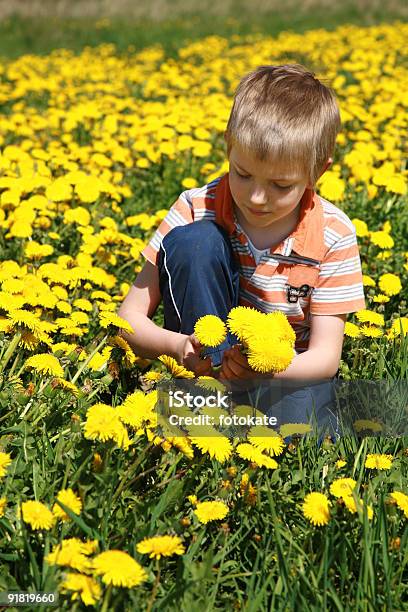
[247,207,270,216]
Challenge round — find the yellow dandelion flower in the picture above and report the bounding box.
[247,338,293,373]
[343,496,373,520]
[116,390,157,430]
[362,275,376,287]
[387,317,408,339]
[91,290,111,301]
[194,500,229,524]
[302,492,330,526]
[197,376,227,393]
[181,177,198,189]
[194,315,227,347]
[56,300,72,314]
[52,488,83,522]
[382,221,392,234]
[92,550,147,588]
[318,172,345,201]
[25,241,54,260]
[0,452,12,478]
[355,310,384,326]
[360,325,383,338]
[7,309,42,333]
[71,311,89,325]
[378,273,402,296]
[376,250,392,261]
[247,426,285,456]
[143,371,163,383]
[136,535,185,559]
[75,181,101,203]
[226,306,263,342]
[10,221,32,238]
[60,573,102,607]
[389,491,408,518]
[365,453,393,470]
[353,419,383,432]
[372,294,390,304]
[46,538,94,572]
[279,423,312,438]
[73,298,93,312]
[24,353,64,377]
[84,403,131,450]
[189,431,232,462]
[0,497,6,518]
[344,322,360,338]
[235,443,278,469]
[265,311,296,345]
[352,218,369,237]
[369,231,394,249]
[329,478,357,498]
[46,178,73,202]
[99,312,134,334]
[385,174,406,195]
[51,378,80,397]
[88,346,112,371]
[108,335,136,366]
[158,355,194,378]
[21,500,55,530]
[335,459,347,469]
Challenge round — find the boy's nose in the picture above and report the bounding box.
[250,187,267,205]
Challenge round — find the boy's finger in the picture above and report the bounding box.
[230,347,251,369]
[195,356,211,374]
[219,360,235,380]
[190,334,202,348]
[224,356,243,378]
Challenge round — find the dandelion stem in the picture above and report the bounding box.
[100,583,112,612]
[0,330,22,373]
[71,333,109,384]
[112,442,152,503]
[50,428,71,443]
[146,561,161,612]
[8,353,21,377]
[19,379,49,420]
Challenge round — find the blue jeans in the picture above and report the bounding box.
[157,220,240,367]
[157,221,339,439]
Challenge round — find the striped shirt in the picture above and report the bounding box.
[142,173,366,352]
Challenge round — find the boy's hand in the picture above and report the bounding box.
[219,345,270,380]
[174,333,213,376]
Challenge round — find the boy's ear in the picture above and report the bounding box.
[320,157,333,176]
[324,157,333,171]
[309,157,333,188]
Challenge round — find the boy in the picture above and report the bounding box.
[118,64,365,401]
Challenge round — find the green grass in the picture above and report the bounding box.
[0,1,407,59]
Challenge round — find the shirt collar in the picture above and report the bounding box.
[214,172,325,261]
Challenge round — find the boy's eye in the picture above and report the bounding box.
[235,169,293,190]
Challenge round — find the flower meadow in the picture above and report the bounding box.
[0,21,407,610]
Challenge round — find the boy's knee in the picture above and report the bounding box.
[161,221,231,263]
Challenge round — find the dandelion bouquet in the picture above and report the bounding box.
[194,307,296,374]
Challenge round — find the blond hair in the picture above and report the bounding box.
[225,64,341,185]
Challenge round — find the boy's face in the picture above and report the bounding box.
[227,144,313,230]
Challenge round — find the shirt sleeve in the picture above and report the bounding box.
[310,229,366,315]
[141,191,194,265]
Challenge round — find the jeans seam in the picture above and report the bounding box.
[161,242,182,329]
